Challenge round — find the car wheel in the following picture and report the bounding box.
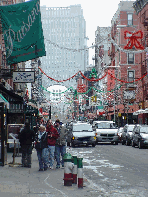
[67,142,70,147]
[122,140,125,145]
[131,140,135,147]
[126,140,129,146]
[71,142,75,148]
[138,141,143,149]
[92,143,96,147]
[115,142,118,145]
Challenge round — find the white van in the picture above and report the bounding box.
[67,122,96,147]
[92,121,119,145]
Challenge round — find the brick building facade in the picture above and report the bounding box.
[107,1,146,126]
[133,0,148,124]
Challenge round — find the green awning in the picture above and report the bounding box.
[0,94,9,109]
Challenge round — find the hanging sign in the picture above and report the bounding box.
[13,71,35,83]
[77,84,86,93]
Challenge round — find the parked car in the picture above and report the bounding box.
[67,122,96,147]
[117,127,124,143]
[131,124,148,149]
[92,121,119,145]
[121,124,135,146]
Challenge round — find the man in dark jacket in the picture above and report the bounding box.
[46,119,59,169]
[19,122,35,168]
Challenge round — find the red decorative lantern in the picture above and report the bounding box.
[124,30,144,50]
[39,108,43,114]
[77,84,86,93]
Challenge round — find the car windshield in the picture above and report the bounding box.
[96,122,115,129]
[140,127,148,133]
[119,128,123,132]
[128,125,135,131]
[73,124,92,132]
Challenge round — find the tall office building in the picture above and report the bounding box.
[40,4,88,90]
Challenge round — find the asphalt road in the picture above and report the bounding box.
[68,143,148,197]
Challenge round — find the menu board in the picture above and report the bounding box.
[7,124,24,143]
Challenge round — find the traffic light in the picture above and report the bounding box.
[91,96,97,102]
[94,96,97,102]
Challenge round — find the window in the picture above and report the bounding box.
[128,70,134,82]
[127,14,133,26]
[128,53,134,64]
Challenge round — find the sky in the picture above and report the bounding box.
[26,0,123,64]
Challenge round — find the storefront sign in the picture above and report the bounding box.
[7,124,24,144]
[123,90,135,100]
[13,71,35,83]
[0,0,46,64]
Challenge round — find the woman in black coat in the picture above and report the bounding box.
[35,125,48,171]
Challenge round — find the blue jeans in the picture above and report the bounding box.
[48,145,55,167]
[36,148,48,170]
[55,145,66,166]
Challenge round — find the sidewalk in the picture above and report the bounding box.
[0,149,92,197]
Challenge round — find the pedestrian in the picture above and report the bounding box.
[35,125,48,171]
[19,122,35,168]
[46,119,59,169]
[55,119,67,169]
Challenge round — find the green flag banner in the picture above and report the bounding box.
[0,0,46,64]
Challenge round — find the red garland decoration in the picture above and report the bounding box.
[79,71,108,82]
[39,67,146,84]
[124,30,144,50]
[108,71,147,83]
[77,84,86,93]
[64,95,75,100]
[39,67,79,82]
[38,67,108,82]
